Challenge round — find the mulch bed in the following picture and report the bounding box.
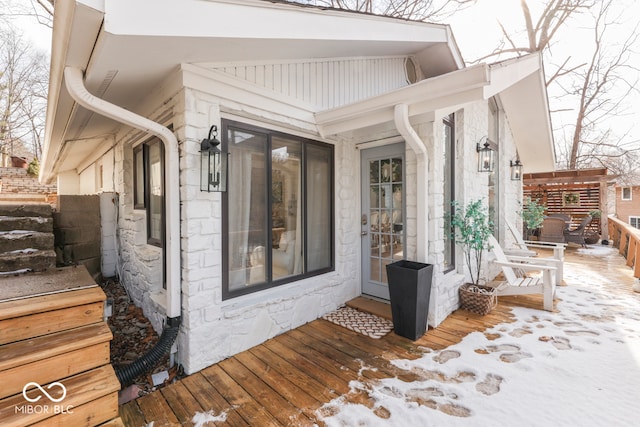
[100,278,184,401]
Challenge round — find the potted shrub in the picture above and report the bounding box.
[520,196,545,240]
[449,199,496,315]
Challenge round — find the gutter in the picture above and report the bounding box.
[63,67,181,320]
[393,104,428,261]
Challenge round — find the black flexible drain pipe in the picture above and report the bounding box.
[115,316,181,388]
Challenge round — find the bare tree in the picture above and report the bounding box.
[0,27,49,162]
[295,0,476,21]
[471,0,639,178]
[555,1,639,174]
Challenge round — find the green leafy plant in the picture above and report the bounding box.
[27,158,39,177]
[588,209,601,218]
[520,196,545,232]
[449,199,494,285]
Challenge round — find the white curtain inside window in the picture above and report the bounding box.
[229,132,267,290]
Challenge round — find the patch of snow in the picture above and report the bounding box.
[0,230,33,238]
[192,409,228,426]
[0,268,31,276]
[317,257,640,426]
[8,248,38,254]
[576,245,617,256]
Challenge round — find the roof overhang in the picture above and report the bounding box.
[42,0,464,183]
[316,53,556,173]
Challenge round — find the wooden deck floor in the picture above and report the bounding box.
[120,246,635,426]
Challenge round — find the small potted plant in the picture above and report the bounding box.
[449,199,496,315]
[520,196,545,240]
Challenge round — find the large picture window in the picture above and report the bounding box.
[222,120,334,299]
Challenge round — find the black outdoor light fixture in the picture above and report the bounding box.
[510,159,523,181]
[200,125,228,192]
[476,137,495,173]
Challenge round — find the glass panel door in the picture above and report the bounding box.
[361,144,405,300]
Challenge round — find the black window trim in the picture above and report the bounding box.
[133,144,145,210]
[221,119,335,300]
[444,113,456,273]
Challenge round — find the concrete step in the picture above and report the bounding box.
[0,230,54,253]
[0,215,53,232]
[0,203,53,218]
[0,249,57,273]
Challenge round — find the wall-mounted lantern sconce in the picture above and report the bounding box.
[476,137,495,173]
[200,125,228,192]
[510,159,523,181]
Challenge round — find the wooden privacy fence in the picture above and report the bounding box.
[608,216,640,279]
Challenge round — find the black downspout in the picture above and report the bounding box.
[115,316,181,389]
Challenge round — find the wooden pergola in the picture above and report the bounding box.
[523,168,616,242]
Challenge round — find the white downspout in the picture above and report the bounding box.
[394,104,429,262]
[64,67,181,319]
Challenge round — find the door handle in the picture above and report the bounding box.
[361,231,368,236]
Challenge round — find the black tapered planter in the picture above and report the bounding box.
[386,260,433,340]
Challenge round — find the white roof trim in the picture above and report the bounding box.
[316,53,555,172]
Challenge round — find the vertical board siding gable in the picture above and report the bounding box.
[209,58,408,110]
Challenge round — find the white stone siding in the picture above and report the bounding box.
[75,64,526,376]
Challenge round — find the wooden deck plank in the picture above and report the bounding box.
[118,401,147,427]
[160,381,204,426]
[125,247,636,426]
[180,373,244,426]
[2,342,110,400]
[200,364,280,426]
[0,322,112,371]
[0,286,105,321]
[304,321,423,382]
[218,357,314,426]
[289,326,387,381]
[0,301,104,345]
[235,348,322,417]
[267,333,352,396]
[136,390,181,427]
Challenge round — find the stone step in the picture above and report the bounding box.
[0,230,54,253]
[0,203,53,218]
[0,249,57,273]
[0,215,53,232]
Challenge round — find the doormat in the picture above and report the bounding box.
[322,306,394,339]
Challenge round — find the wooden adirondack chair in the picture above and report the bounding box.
[505,220,566,285]
[488,235,557,311]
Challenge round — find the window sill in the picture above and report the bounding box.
[150,289,167,310]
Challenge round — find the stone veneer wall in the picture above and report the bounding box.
[53,195,102,279]
[90,71,525,375]
[0,167,57,194]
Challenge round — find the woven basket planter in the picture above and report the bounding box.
[459,284,497,315]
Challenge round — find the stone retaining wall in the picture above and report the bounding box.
[0,167,58,194]
[53,195,102,279]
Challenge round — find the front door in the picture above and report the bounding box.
[361,144,405,300]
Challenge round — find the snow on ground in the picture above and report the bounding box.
[318,246,640,426]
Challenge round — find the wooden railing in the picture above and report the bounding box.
[608,216,640,279]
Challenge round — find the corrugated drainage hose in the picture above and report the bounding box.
[115,316,181,388]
